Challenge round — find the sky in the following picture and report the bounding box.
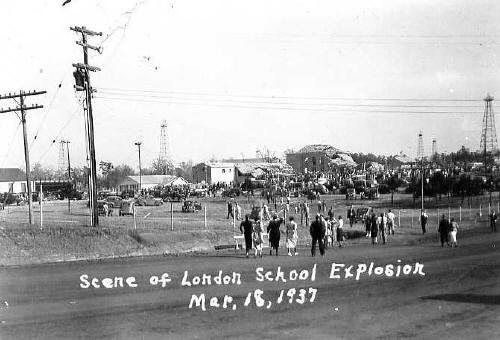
[1,0,499,172]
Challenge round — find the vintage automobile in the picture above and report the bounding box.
[181,200,202,213]
[97,200,110,216]
[105,195,123,208]
[162,192,185,202]
[135,195,163,206]
[119,200,135,216]
[222,188,241,198]
[356,206,371,223]
[346,188,356,200]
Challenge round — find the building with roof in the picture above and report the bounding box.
[286,144,356,174]
[192,162,235,185]
[0,168,33,193]
[117,175,189,192]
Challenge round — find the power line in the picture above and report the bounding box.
[94,94,483,115]
[98,86,483,102]
[98,89,483,109]
[0,121,22,167]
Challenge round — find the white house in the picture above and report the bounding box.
[118,175,189,192]
[0,168,34,194]
[192,162,235,185]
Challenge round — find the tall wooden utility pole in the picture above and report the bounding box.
[134,142,143,194]
[0,90,46,225]
[61,139,71,213]
[71,26,102,227]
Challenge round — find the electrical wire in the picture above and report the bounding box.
[0,121,22,167]
[98,89,483,109]
[94,94,482,115]
[98,86,484,103]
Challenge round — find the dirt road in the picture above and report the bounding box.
[0,229,498,339]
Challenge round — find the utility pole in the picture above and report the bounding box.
[135,142,142,194]
[61,140,71,213]
[0,90,46,225]
[71,26,102,227]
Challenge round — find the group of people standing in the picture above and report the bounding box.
[239,214,299,258]
[438,215,459,247]
[363,208,396,245]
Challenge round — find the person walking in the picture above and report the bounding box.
[286,217,299,256]
[336,216,344,247]
[420,210,428,234]
[239,215,253,258]
[347,205,356,228]
[438,214,450,247]
[378,212,387,244]
[235,203,242,221]
[304,202,310,227]
[310,214,326,256]
[449,218,459,247]
[227,201,233,219]
[267,215,283,256]
[370,211,378,245]
[387,209,396,235]
[489,210,497,232]
[364,210,372,238]
[253,218,264,258]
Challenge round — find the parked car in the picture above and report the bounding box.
[119,200,135,216]
[346,188,356,200]
[181,200,202,213]
[135,195,163,206]
[163,192,185,202]
[105,195,123,208]
[97,200,109,216]
[356,207,371,223]
[222,188,241,198]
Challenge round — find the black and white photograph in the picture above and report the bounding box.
[0,1,499,339]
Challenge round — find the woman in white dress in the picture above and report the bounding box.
[449,218,459,247]
[286,217,299,256]
[253,219,264,258]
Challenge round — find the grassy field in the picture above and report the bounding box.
[1,192,497,234]
[0,193,496,265]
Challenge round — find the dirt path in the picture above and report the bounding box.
[0,231,498,339]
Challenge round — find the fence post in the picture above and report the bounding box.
[437,208,439,225]
[204,205,207,230]
[170,202,173,231]
[411,210,414,228]
[479,204,482,217]
[488,203,491,215]
[448,207,451,221]
[133,206,137,230]
[233,205,236,230]
[398,210,401,228]
[497,201,499,214]
[40,182,43,230]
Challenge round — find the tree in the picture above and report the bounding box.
[102,164,136,190]
[175,160,194,182]
[386,175,404,205]
[151,157,174,175]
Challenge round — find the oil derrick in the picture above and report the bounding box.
[417,131,425,160]
[159,120,173,174]
[480,93,498,154]
[431,138,437,156]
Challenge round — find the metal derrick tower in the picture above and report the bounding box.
[417,131,425,160]
[480,93,498,154]
[159,120,173,174]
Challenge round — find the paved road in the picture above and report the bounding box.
[0,230,499,339]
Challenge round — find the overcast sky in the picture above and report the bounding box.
[1,0,499,171]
